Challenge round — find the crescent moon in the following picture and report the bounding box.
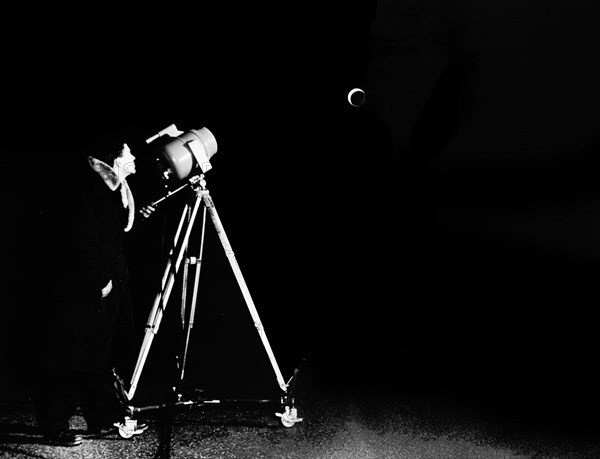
[347,88,366,107]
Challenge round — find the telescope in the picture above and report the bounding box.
[146,124,218,182]
[142,124,219,208]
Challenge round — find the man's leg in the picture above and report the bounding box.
[80,370,124,433]
[36,369,83,446]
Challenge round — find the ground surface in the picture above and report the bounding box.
[1,356,599,459]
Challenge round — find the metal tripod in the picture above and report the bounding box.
[124,174,302,429]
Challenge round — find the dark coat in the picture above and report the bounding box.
[43,157,135,374]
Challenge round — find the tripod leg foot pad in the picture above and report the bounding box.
[275,407,303,428]
[114,417,149,438]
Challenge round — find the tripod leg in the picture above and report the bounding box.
[145,202,191,331]
[128,195,203,400]
[181,257,190,330]
[180,205,207,384]
[201,192,288,393]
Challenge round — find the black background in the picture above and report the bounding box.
[2,0,600,436]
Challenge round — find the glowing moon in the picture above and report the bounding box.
[347,88,365,107]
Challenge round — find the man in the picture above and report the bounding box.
[37,137,154,446]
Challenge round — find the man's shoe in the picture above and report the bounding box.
[44,430,83,447]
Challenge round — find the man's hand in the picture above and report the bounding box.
[140,205,156,220]
[101,280,113,298]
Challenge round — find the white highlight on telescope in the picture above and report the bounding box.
[347,88,366,107]
[146,125,184,144]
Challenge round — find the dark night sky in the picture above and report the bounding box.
[2,0,600,420]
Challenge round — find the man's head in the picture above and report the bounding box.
[113,143,136,180]
[86,130,138,181]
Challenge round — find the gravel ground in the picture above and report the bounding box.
[1,360,600,459]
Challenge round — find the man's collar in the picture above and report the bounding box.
[88,156,122,191]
